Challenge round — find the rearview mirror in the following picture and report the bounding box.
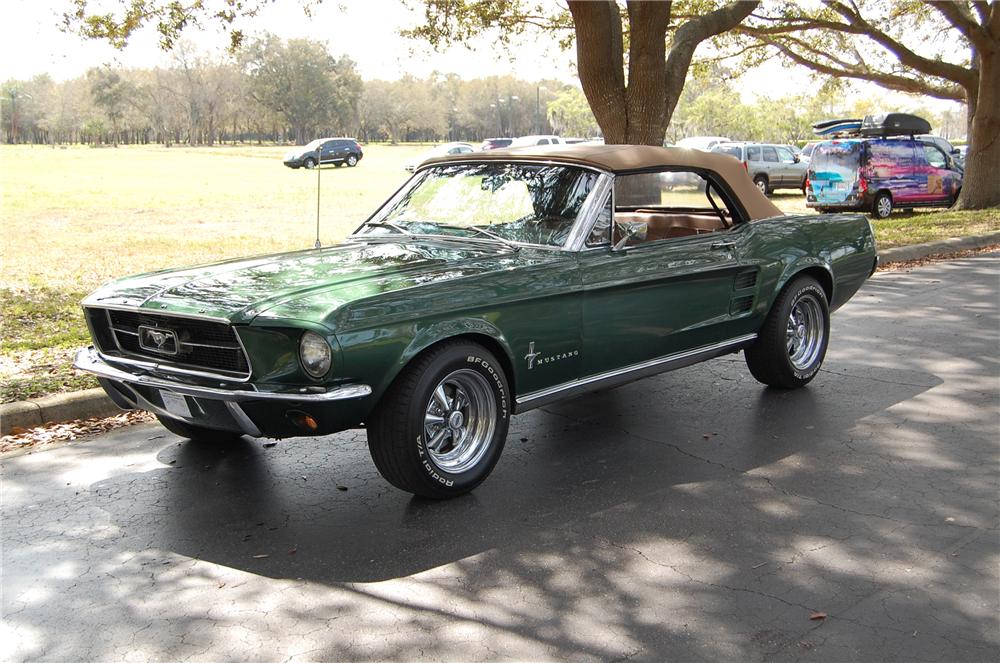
[613,221,648,251]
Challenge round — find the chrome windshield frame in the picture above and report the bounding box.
[348,159,614,253]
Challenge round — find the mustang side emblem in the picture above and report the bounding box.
[525,341,579,369]
[138,325,178,355]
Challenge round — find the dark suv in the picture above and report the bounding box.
[284,138,363,169]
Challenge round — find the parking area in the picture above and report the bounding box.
[3,254,998,662]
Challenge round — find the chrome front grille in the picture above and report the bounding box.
[89,308,251,379]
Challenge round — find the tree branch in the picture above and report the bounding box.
[928,0,994,53]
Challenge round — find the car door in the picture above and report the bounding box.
[920,144,954,203]
[761,146,782,186]
[577,171,749,377]
[319,141,337,164]
[776,146,804,187]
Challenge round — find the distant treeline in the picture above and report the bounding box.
[1,37,966,147]
[0,35,578,147]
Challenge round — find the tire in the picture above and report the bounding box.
[346,154,359,167]
[872,191,893,219]
[753,175,770,196]
[155,414,244,443]
[745,276,830,389]
[303,157,316,169]
[367,341,511,498]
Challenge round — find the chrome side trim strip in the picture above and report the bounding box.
[75,347,371,403]
[515,333,757,411]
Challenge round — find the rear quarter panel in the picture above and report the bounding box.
[740,213,876,319]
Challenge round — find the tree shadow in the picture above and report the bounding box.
[4,256,998,660]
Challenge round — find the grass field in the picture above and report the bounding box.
[1,143,996,403]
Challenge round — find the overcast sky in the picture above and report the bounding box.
[2,0,961,114]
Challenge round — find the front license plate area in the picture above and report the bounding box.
[160,390,192,418]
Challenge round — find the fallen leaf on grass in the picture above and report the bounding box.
[809,612,827,620]
[252,554,270,559]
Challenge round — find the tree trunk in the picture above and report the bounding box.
[956,50,1000,209]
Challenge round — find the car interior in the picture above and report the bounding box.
[591,170,740,248]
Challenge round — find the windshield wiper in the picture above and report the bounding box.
[431,224,520,251]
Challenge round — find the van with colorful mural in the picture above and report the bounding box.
[805,116,963,219]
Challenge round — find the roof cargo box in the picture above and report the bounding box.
[860,113,931,137]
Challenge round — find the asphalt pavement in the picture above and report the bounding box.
[3,253,998,662]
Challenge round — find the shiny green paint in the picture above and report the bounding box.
[80,210,875,437]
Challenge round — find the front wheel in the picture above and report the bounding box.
[367,341,510,498]
[155,414,244,443]
[872,191,893,219]
[303,157,316,169]
[745,276,830,389]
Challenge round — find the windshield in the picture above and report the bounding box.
[304,139,324,150]
[356,162,600,247]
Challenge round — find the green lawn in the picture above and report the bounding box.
[1,144,996,403]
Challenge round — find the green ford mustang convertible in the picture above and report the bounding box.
[75,144,878,498]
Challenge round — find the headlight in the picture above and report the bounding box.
[299,331,332,378]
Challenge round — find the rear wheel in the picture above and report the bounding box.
[346,154,358,167]
[753,175,770,196]
[872,191,893,219]
[155,414,244,443]
[745,276,829,389]
[367,341,510,498]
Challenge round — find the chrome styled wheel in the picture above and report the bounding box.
[367,341,510,498]
[745,275,830,389]
[423,369,496,473]
[786,293,825,371]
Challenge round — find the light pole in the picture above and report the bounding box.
[489,103,499,136]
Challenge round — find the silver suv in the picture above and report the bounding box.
[712,142,808,196]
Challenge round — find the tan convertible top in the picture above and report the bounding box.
[422,143,783,220]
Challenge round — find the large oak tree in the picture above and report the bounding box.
[404,0,758,145]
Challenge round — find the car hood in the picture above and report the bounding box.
[83,239,552,328]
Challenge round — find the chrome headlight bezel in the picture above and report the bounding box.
[299,331,333,379]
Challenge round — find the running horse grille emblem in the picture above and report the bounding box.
[138,325,179,355]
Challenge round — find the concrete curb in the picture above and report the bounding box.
[1,388,120,436]
[2,232,998,435]
[878,231,1000,264]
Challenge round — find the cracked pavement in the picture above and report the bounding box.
[3,254,998,662]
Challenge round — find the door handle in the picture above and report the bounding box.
[711,241,736,251]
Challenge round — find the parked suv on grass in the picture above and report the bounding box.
[711,142,809,195]
[806,137,962,218]
[283,138,363,169]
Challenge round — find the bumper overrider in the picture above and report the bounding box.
[74,347,372,438]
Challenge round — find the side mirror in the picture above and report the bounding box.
[793,154,801,163]
[613,221,648,251]
[951,148,960,155]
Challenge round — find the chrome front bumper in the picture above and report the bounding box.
[73,347,372,403]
